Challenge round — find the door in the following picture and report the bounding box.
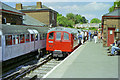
[62,32,71,52]
[107,28,115,46]
[47,32,54,51]
[54,32,62,51]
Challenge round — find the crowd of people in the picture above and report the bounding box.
[77,30,102,45]
[77,29,120,56]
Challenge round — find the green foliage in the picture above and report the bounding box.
[90,18,101,23]
[109,1,120,12]
[57,13,88,28]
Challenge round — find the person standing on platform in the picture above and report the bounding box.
[81,30,84,44]
[94,30,98,43]
[77,31,81,45]
[98,31,101,43]
[84,31,87,42]
[88,30,91,41]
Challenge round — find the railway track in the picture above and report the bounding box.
[2,54,61,80]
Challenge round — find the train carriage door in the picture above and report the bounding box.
[47,32,54,51]
[54,32,63,50]
[62,32,71,52]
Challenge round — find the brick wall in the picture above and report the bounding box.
[103,18,120,46]
[23,11,57,27]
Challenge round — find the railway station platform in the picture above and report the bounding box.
[43,41,119,79]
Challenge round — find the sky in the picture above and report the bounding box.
[1,0,115,22]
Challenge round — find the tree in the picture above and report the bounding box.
[90,18,101,23]
[57,13,88,27]
[109,1,120,12]
[66,13,75,21]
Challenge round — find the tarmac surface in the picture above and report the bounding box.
[43,41,119,79]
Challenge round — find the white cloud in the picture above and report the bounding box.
[1,0,116,2]
[46,2,111,21]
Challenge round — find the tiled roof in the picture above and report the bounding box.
[20,5,57,13]
[23,15,46,26]
[0,2,24,15]
[103,8,120,16]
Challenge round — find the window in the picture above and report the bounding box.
[13,35,19,45]
[0,35,1,46]
[31,34,34,41]
[5,35,12,46]
[40,34,43,40]
[52,13,54,20]
[56,32,61,40]
[2,17,6,24]
[49,32,54,39]
[35,34,38,41]
[26,34,30,42]
[64,33,69,40]
[20,34,25,43]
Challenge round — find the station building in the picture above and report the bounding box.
[0,2,24,25]
[16,2,57,27]
[102,6,120,47]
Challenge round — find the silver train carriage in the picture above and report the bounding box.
[0,24,49,61]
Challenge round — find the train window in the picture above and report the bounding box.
[56,32,61,40]
[43,33,45,40]
[40,34,43,40]
[0,35,1,46]
[31,34,34,41]
[13,35,19,45]
[49,32,54,39]
[20,34,25,43]
[5,35,12,46]
[45,33,47,39]
[26,34,30,42]
[64,33,69,40]
[35,34,38,41]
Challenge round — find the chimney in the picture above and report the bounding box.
[36,2,42,9]
[16,3,22,10]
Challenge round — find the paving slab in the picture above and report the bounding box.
[44,41,119,79]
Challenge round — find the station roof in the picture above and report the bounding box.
[0,2,24,15]
[23,15,46,26]
[48,27,78,34]
[0,24,49,35]
[103,8,120,17]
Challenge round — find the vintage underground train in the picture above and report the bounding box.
[46,27,79,58]
[0,24,48,62]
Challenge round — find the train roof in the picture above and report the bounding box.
[0,24,49,35]
[48,27,78,34]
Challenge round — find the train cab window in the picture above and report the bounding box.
[64,33,69,40]
[49,32,54,39]
[20,34,25,43]
[56,32,61,40]
[35,34,38,41]
[5,35,12,46]
[31,34,34,41]
[0,35,1,46]
[26,34,30,42]
[13,35,19,45]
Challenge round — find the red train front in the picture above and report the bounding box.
[46,27,79,58]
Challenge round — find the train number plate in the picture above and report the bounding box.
[48,41,53,43]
